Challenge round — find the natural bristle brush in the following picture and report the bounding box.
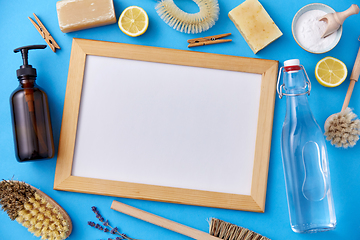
[111,201,270,240]
[155,0,220,34]
[325,37,360,148]
[0,180,72,240]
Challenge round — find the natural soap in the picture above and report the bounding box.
[56,0,117,33]
[228,0,282,54]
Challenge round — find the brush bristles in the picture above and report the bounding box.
[209,218,270,240]
[15,192,70,240]
[0,180,36,220]
[155,0,219,34]
[325,108,360,148]
[0,180,70,240]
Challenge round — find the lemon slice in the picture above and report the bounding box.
[315,57,348,87]
[118,6,149,37]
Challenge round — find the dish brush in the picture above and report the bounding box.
[325,39,360,148]
[155,0,220,34]
[111,200,270,240]
[0,180,72,240]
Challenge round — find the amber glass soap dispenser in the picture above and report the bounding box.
[10,45,54,162]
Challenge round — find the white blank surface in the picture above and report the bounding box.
[71,55,262,195]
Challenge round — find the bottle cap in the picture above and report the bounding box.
[13,45,47,79]
[284,59,301,72]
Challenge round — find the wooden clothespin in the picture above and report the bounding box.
[29,13,60,52]
[187,33,232,48]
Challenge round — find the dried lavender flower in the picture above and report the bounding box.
[96,223,104,230]
[88,221,95,227]
[88,206,139,240]
[110,227,118,234]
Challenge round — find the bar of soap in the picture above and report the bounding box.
[56,0,117,33]
[228,0,282,54]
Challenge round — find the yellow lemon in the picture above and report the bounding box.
[118,6,149,37]
[315,57,348,87]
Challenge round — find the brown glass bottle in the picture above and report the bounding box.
[10,45,54,162]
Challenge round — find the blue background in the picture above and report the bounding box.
[1,0,360,239]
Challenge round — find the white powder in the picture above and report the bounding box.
[295,10,337,52]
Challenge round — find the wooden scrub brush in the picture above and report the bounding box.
[155,0,220,34]
[325,38,360,148]
[0,180,72,240]
[111,200,270,240]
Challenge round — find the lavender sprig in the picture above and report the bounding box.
[88,206,139,240]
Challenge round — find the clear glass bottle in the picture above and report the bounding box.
[10,45,54,162]
[277,59,336,233]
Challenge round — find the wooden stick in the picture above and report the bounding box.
[341,43,360,111]
[111,201,219,240]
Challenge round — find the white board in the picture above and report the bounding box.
[71,55,262,196]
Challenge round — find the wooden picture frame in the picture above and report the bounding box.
[54,38,278,212]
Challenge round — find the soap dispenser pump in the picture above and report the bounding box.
[10,45,55,162]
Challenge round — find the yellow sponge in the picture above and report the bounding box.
[228,0,282,54]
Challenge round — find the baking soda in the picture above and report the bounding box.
[295,10,337,52]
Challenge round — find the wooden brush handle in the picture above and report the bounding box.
[350,43,360,82]
[111,201,219,240]
[342,44,360,111]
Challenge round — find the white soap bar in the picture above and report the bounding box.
[228,0,282,54]
[56,0,117,33]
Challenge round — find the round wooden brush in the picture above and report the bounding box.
[325,39,360,148]
[0,180,72,240]
[155,0,220,34]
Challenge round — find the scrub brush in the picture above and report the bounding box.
[111,200,270,240]
[155,0,220,34]
[324,39,360,148]
[0,180,72,240]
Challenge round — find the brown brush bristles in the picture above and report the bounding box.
[209,218,270,240]
[325,108,360,148]
[0,180,36,220]
[0,180,70,240]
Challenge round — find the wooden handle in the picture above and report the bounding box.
[350,44,360,82]
[335,4,359,25]
[341,80,356,111]
[341,44,360,111]
[111,201,219,240]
